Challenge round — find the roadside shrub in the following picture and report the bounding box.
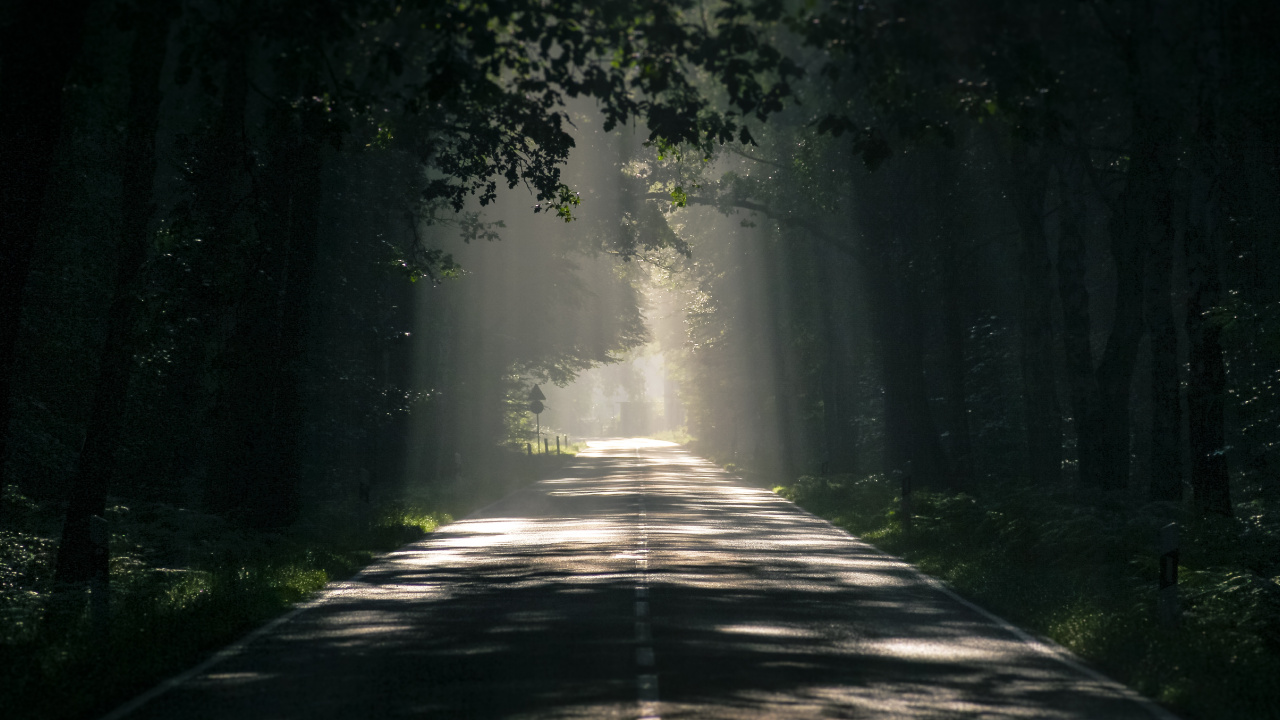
[778,475,1280,720]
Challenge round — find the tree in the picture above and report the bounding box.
[0,0,97,488]
[38,0,800,579]
[54,0,177,583]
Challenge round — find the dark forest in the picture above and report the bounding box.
[2,1,1279,718]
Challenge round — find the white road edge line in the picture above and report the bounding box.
[770,483,1182,720]
[98,563,381,720]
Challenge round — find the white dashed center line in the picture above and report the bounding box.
[634,445,659,720]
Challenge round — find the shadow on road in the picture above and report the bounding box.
[120,441,1161,720]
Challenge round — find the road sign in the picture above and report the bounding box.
[528,386,546,453]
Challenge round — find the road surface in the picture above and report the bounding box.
[106,439,1173,719]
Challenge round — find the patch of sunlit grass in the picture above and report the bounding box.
[648,429,692,444]
[377,502,449,535]
[0,488,458,720]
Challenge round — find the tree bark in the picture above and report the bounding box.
[1185,196,1231,515]
[941,239,975,489]
[765,241,802,477]
[207,104,324,526]
[1094,185,1146,491]
[819,241,858,475]
[1184,103,1232,515]
[1178,0,1233,516]
[1089,0,1195,496]
[1094,69,1183,491]
[1143,172,1183,502]
[0,0,96,484]
[853,155,952,488]
[1054,154,1106,488]
[54,0,174,584]
[1008,144,1063,485]
[871,265,952,489]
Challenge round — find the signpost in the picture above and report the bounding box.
[529,385,546,452]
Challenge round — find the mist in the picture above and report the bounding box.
[3,2,1279,718]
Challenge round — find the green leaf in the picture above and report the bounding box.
[670,185,688,207]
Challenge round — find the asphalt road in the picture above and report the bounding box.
[106,439,1174,720]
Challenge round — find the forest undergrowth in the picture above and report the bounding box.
[0,448,573,720]
[777,474,1280,720]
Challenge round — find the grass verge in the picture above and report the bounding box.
[1,447,577,720]
[776,473,1280,720]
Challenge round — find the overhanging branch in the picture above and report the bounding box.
[642,192,857,258]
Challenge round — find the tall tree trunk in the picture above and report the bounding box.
[1008,144,1063,484]
[1088,0,1193,495]
[1180,0,1232,516]
[1143,173,1183,502]
[1184,99,1232,515]
[182,36,254,513]
[1094,125,1165,493]
[766,242,802,477]
[819,242,858,474]
[1185,188,1231,515]
[0,0,96,483]
[1095,77,1183,492]
[871,265,952,489]
[1054,154,1106,487]
[1094,191,1146,491]
[941,239,974,489]
[259,133,323,523]
[208,124,323,526]
[855,156,951,488]
[54,1,174,583]
[934,147,974,489]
